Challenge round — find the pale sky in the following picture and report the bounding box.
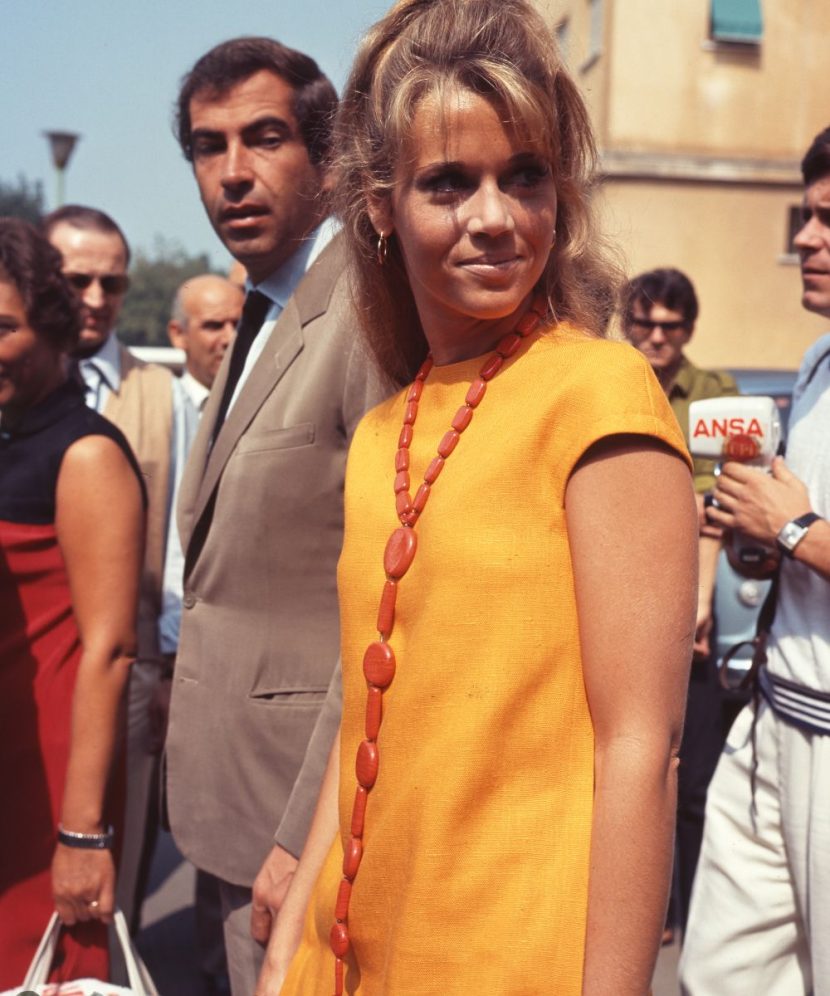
[2,0,390,266]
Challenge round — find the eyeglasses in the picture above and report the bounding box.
[64,272,130,295]
[627,317,688,335]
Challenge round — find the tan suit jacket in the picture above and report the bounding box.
[166,239,386,886]
[103,345,173,658]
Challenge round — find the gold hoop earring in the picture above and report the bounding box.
[376,232,389,266]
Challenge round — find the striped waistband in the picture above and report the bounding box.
[759,668,830,735]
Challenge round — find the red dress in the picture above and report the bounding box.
[0,381,138,985]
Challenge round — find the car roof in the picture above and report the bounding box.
[728,368,798,395]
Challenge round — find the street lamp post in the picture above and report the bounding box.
[43,131,80,207]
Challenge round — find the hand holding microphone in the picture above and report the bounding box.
[688,396,785,577]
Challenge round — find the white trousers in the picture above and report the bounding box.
[680,700,830,995]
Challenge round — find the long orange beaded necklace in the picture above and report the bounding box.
[330,297,547,995]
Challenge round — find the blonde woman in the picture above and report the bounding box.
[259,1,697,992]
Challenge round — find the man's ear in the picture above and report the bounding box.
[168,320,187,351]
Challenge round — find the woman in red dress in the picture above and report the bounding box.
[0,218,144,984]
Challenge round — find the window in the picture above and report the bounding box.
[584,0,603,67]
[556,18,571,65]
[710,0,763,45]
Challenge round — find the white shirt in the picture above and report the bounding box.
[78,332,122,412]
[225,218,336,416]
[767,333,830,697]
[180,370,211,413]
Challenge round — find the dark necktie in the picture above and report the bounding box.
[211,289,271,443]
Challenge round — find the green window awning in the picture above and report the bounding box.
[711,0,763,44]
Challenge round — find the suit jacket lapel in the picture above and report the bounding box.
[177,348,230,549]
[191,302,304,529]
[184,236,346,558]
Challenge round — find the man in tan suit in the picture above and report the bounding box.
[43,205,182,938]
[165,38,387,993]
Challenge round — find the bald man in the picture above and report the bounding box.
[168,274,244,413]
[158,274,243,993]
[159,273,244,670]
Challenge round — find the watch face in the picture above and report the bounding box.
[778,521,806,551]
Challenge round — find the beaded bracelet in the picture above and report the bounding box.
[57,824,115,850]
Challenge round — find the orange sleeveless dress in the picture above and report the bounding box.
[282,326,690,994]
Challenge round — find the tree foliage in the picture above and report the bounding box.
[0,175,45,224]
[119,237,218,346]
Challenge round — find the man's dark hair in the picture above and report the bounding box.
[802,126,830,187]
[42,204,131,266]
[0,217,81,352]
[621,267,699,328]
[175,37,338,167]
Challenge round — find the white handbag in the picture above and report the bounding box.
[2,909,158,996]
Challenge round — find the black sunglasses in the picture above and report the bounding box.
[64,272,130,295]
[628,317,688,334]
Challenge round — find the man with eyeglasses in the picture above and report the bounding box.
[43,204,186,944]
[621,267,738,938]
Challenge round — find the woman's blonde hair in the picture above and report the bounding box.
[335,0,621,383]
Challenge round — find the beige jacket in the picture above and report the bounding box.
[104,345,173,659]
[166,240,387,885]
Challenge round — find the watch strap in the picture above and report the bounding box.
[776,512,822,557]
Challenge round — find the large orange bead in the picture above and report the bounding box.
[407,380,423,402]
[424,457,445,484]
[330,922,350,958]
[452,405,474,432]
[356,740,379,788]
[351,785,369,838]
[343,836,363,879]
[394,471,410,494]
[415,356,433,380]
[480,354,504,381]
[496,332,522,357]
[384,527,417,579]
[465,377,487,407]
[376,581,397,636]
[516,309,542,335]
[413,484,430,514]
[403,401,418,425]
[437,429,460,458]
[399,424,413,449]
[335,879,353,921]
[363,641,396,687]
[365,686,383,739]
[335,957,345,994]
[395,448,410,472]
[395,491,412,519]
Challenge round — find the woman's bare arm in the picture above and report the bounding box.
[565,435,696,995]
[52,434,144,925]
[255,729,341,996]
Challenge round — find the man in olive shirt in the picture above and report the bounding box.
[622,267,737,932]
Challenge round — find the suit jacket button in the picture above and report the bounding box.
[183,591,197,609]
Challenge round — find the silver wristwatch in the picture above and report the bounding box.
[776,512,822,557]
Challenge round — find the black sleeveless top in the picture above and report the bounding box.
[0,379,145,525]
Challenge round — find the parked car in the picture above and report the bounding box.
[129,345,185,373]
[714,368,798,680]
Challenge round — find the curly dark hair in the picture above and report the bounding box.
[802,125,830,187]
[621,267,699,330]
[0,217,81,352]
[174,37,338,167]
